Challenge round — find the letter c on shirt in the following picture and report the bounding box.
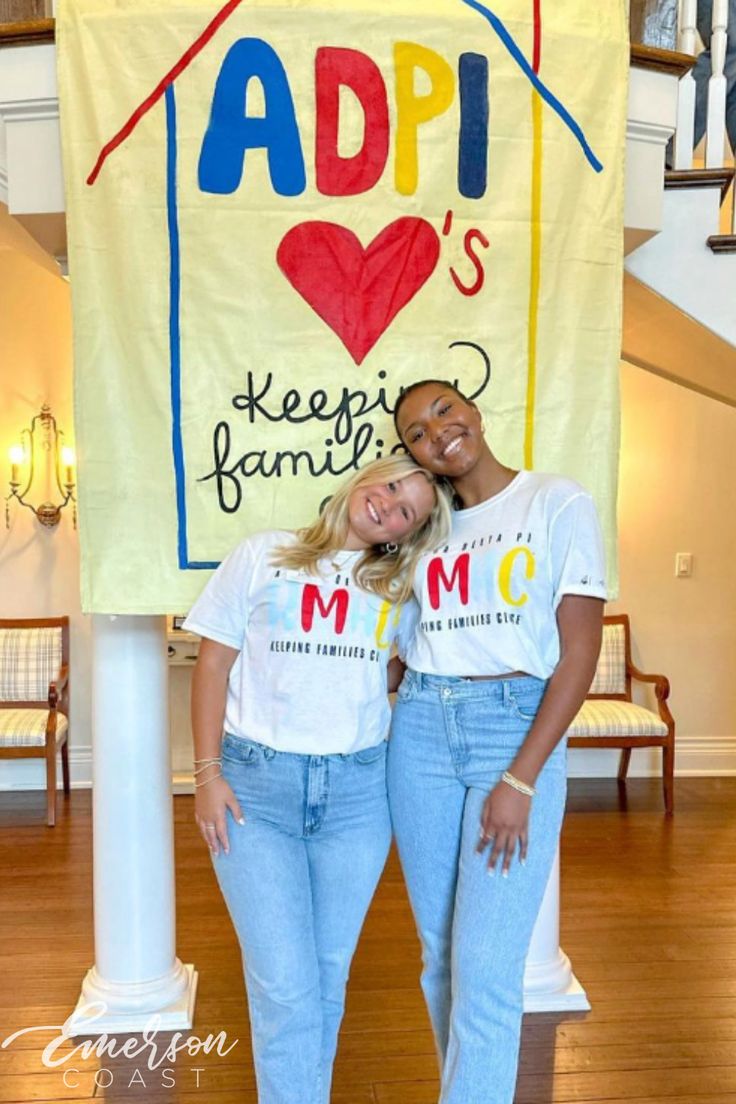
[498,546,535,607]
[375,599,400,650]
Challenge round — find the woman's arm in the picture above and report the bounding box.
[478,594,603,873]
[508,595,603,785]
[192,637,244,856]
[387,655,406,694]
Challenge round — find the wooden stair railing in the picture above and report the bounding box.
[0,17,53,45]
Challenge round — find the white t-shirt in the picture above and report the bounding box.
[403,471,607,679]
[183,530,415,754]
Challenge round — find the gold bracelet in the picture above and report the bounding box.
[194,770,223,789]
[501,770,536,797]
[194,756,222,766]
[193,759,222,776]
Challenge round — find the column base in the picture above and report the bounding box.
[67,963,198,1036]
[523,948,590,1013]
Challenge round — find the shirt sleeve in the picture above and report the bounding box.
[394,596,420,661]
[549,493,608,609]
[182,539,256,649]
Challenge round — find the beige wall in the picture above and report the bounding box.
[570,359,736,777]
[0,204,92,789]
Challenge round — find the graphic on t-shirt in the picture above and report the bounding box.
[265,567,402,662]
[404,473,608,680]
[423,534,535,634]
[184,531,410,752]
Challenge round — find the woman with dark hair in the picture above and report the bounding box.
[185,454,452,1104]
[389,379,606,1104]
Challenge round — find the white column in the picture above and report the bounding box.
[674,0,697,169]
[68,615,197,1035]
[523,847,589,1012]
[706,0,729,167]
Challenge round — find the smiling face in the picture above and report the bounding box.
[396,383,484,478]
[344,471,436,550]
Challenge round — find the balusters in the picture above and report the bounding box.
[705,0,729,167]
[674,0,698,169]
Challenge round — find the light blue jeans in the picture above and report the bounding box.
[214,733,392,1104]
[387,671,567,1104]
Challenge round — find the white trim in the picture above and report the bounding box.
[0,116,7,206]
[568,735,736,778]
[674,735,736,776]
[2,739,734,794]
[0,746,92,790]
[0,96,59,124]
[627,119,676,148]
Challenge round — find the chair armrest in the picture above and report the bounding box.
[628,665,675,728]
[48,664,69,709]
[628,664,670,701]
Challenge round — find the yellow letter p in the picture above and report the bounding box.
[394,42,455,196]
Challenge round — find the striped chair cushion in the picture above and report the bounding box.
[0,708,68,747]
[568,699,668,739]
[0,628,62,702]
[589,623,627,696]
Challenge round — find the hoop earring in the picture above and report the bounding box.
[382,541,399,555]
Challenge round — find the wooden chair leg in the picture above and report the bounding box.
[663,741,675,816]
[617,748,632,781]
[61,739,70,795]
[46,747,57,827]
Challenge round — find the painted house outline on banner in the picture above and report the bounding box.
[86,0,603,573]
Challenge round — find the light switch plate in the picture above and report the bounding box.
[675,552,693,577]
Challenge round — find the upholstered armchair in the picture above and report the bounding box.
[0,617,70,826]
[567,614,675,815]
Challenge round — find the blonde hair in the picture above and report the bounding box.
[272,455,452,602]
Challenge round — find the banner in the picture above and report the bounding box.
[57,0,627,613]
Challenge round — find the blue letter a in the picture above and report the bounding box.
[198,38,306,196]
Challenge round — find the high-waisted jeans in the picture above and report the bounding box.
[213,733,392,1104]
[387,671,567,1104]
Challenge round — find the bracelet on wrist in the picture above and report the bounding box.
[193,758,222,776]
[194,769,223,789]
[501,770,536,798]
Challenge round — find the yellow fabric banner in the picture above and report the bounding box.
[57,0,627,614]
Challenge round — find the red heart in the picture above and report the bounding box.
[276,217,440,365]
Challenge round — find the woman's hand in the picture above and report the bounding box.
[194,776,245,857]
[476,782,531,875]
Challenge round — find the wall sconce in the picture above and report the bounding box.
[5,404,77,529]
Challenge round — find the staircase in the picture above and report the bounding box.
[1,11,735,400]
[624,1,736,405]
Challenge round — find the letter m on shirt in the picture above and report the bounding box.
[427,553,470,610]
[300,585,349,634]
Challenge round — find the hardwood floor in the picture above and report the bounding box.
[1,777,736,1102]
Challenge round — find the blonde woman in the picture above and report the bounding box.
[184,455,451,1104]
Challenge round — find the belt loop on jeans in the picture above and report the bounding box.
[502,680,511,706]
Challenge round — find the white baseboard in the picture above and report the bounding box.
[0,746,92,790]
[2,739,736,792]
[567,736,736,778]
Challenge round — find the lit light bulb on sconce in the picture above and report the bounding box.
[61,445,76,486]
[8,444,25,485]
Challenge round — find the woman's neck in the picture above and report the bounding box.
[453,447,518,508]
